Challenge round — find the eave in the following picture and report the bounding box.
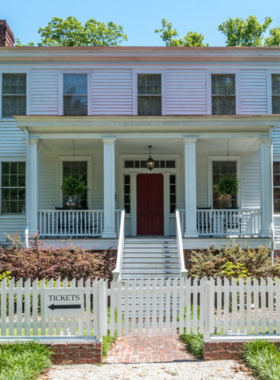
[13,115,280,136]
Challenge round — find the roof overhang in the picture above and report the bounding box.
[14,115,280,136]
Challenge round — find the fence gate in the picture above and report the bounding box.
[106,278,206,337]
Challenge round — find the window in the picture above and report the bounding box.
[211,74,235,115]
[124,160,175,169]
[169,175,176,213]
[124,175,131,213]
[63,74,87,116]
[274,162,280,213]
[1,162,25,214]
[137,74,161,116]
[63,161,88,208]
[272,74,280,114]
[2,74,26,118]
[212,161,237,209]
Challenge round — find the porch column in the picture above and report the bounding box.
[27,137,39,236]
[184,138,199,238]
[102,137,117,238]
[260,138,273,237]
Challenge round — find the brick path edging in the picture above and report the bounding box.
[204,339,280,361]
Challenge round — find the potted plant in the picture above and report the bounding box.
[61,175,88,209]
[217,175,239,208]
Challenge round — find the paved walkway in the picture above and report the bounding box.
[104,335,195,363]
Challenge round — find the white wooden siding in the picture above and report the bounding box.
[0,216,25,243]
[165,70,207,115]
[239,70,267,114]
[91,69,133,115]
[273,124,280,158]
[30,69,59,115]
[0,121,25,156]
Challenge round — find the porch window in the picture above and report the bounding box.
[212,161,237,209]
[124,175,130,213]
[1,162,25,214]
[211,74,235,115]
[2,74,26,118]
[137,74,161,116]
[63,161,88,208]
[169,175,176,213]
[272,74,280,114]
[273,162,280,213]
[63,74,88,116]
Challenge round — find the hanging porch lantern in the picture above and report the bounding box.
[146,145,155,171]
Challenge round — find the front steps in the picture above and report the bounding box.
[121,238,180,280]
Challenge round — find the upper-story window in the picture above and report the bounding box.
[137,74,161,116]
[272,74,280,114]
[2,74,26,118]
[63,74,88,116]
[211,74,235,115]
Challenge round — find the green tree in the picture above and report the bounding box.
[16,16,128,47]
[218,16,272,46]
[265,27,280,46]
[155,19,208,47]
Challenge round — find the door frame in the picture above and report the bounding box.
[119,154,180,237]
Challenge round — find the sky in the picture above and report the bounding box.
[2,0,280,46]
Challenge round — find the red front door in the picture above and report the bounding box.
[137,174,164,235]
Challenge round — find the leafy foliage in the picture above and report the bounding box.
[242,341,280,380]
[16,16,128,47]
[189,240,279,280]
[0,239,116,281]
[217,175,239,196]
[218,16,272,46]
[180,334,203,358]
[0,342,52,380]
[155,19,208,47]
[61,175,88,197]
[265,27,280,46]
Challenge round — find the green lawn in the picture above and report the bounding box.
[0,342,52,380]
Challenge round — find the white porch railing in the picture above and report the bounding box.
[112,210,125,281]
[179,209,262,237]
[175,210,188,277]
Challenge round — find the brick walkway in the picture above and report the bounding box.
[105,335,196,363]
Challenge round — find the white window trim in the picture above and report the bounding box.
[132,69,166,116]
[58,156,92,208]
[0,157,26,217]
[58,71,92,116]
[208,156,241,209]
[0,70,30,120]
[207,70,240,115]
[267,71,280,114]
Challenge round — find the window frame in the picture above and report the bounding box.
[207,70,240,115]
[133,70,166,116]
[273,160,280,214]
[0,70,30,120]
[208,156,241,209]
[267,71,280,114]
[58,156,92,208]
[0,157,26,216]
[59,71,91,116]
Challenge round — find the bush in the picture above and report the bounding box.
[242,340,280,380]
[189,240,280,280]
[180,333,203,358]
[0,238,116,281]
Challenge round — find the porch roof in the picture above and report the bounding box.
[14,115,280,137]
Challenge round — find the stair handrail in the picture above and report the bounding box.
[175,209,188,278]
[112,209,125,281]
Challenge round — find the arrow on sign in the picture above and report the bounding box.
[48,304,81,311]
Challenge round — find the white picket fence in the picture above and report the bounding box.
[1,277,280,339]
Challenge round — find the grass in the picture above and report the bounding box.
[242,340,280,380]
[180,333,204,359]
[0,342,52,380]
[102,332,117,358]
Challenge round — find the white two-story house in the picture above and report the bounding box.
[1,20,280,278]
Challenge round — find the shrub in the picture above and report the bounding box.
[189,240,280,280]
[0,240,116,281]
[180,333,203,358]
[242,340,280,380]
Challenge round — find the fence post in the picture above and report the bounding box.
[96,280,107,340]
[204,278,214,339]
